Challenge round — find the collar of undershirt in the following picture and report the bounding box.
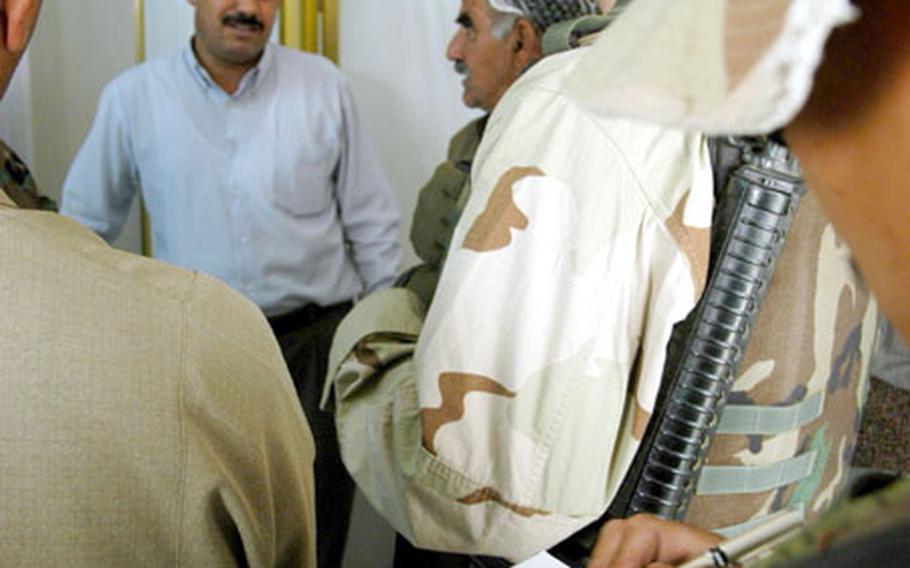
[183,40,276,98]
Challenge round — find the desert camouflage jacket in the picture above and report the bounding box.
[0,140,56,211]
[323,48,714,561]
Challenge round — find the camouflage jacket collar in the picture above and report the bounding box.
[0,140,57,211]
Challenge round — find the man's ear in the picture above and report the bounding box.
[510,18,542,69]
[4,0,42,53]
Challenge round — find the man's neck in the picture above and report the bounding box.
[786,52,910,346]
[191,38,262,95]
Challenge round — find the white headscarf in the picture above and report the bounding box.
[567,0,858,135]
[488,0,601,32]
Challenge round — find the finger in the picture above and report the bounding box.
[652,519,722,564]
[609,518,663,568]
[590,517,663,568]
[588,519,626,568]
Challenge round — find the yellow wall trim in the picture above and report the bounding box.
[134,0,153,258]
[280,0,339,63]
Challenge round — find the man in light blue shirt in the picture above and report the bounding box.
[60,1,400,565]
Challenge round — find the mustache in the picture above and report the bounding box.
[454,61,468,76]
[222,12,265,31]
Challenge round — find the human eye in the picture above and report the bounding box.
[456,13,477,38]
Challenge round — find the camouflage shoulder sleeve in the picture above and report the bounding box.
[0,140,58,211]
[542,15,613,56]
[747,477,910,567]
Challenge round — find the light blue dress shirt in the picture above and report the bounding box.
[62,43,401,316]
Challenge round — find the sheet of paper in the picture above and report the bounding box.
[514,552,571,568]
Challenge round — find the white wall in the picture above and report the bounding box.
[24,0,141,252]
[341,0,480,268]
[145,1,196,60]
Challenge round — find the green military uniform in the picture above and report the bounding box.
[0,140,56,211]
[748,476,910,567]
[400,115,487,308]
[684,188,878,535]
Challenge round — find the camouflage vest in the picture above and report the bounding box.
[685,190,878,535]
[0,140,57,212]
[401,115,487,307]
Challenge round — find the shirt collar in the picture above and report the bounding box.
[182,40,276,98]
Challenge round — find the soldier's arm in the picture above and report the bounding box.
[187,274,317,566]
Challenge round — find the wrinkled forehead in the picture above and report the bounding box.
[457,0,501,30]
[460,0,496,17]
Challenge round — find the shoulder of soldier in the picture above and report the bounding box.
[542,14,614,57]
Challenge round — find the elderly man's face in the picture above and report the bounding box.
[447,0,522,112]
[187,0,278,68]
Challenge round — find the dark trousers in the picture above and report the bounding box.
[269,302,355,568]
[394,534,472,568]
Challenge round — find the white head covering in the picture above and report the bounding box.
[566,0,858,135]
[488,0,601,32]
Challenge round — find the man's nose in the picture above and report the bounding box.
[234,0,260,15]
[446,30,465,62]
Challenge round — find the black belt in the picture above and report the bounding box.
[266,301,353,336]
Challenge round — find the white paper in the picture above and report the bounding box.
[514,552,571,567]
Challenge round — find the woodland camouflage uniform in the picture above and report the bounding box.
[0,140,56,211]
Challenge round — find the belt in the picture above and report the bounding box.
[266,301,353,336]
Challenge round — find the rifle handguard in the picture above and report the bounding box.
[625,137,805,519]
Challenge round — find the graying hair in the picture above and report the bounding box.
[490,11,520,40]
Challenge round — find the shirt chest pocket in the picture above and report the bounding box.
[269,147,340,216]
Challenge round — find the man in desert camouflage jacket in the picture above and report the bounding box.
[323,2,714,561]
[403,0,605,309]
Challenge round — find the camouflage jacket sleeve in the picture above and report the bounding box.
[324,50,713,561]
[0,140,57,211]
[746,476,910,567]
